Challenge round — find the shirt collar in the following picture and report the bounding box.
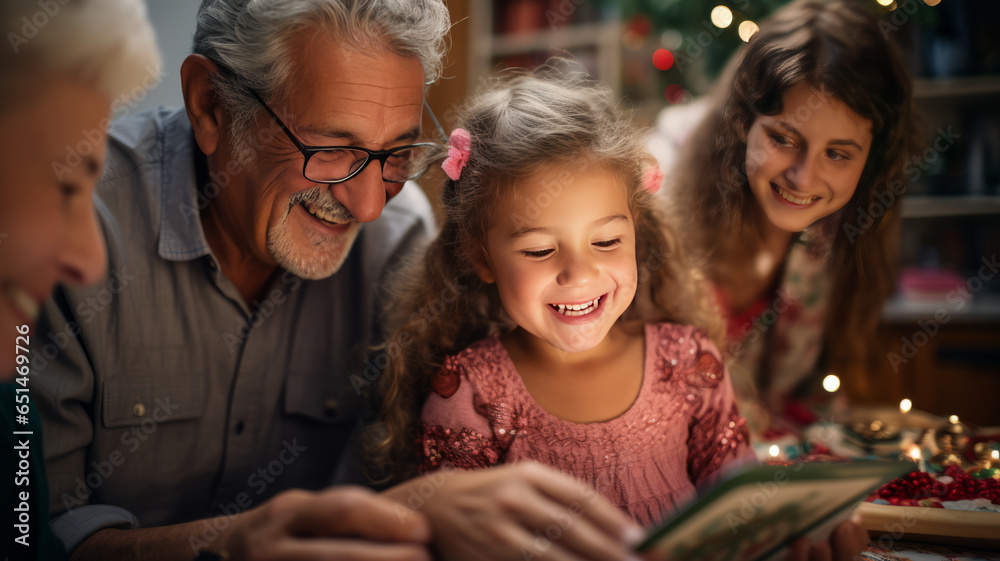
[157,109,213,262]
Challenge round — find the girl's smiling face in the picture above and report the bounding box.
[745,83,873,233]
[475,162,638,355]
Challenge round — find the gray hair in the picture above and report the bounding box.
[193,0,450,161]
[1,0,161,105]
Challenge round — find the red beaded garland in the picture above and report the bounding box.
[870,464,1000,506]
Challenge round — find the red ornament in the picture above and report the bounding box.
[627,15,651,37]
[652,48,674,71]
[664,83,686,104]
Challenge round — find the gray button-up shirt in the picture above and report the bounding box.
[31,107,435,553]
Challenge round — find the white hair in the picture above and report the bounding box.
[192,0,451,161]
[1,0,161,104]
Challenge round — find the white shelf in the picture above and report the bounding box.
[467,3,621,98]
[491,23,614,56]
[913,75,1000,100]
[901,195,1000,218]
[882,294,1000,323]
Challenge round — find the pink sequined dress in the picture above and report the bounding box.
[419,322,753,526]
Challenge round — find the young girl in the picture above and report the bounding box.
[371,66,753,526]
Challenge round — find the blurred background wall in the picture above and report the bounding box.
[134,0,200,112]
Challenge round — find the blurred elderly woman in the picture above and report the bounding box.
[0,0,159,557]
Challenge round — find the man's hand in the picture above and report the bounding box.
[384,462,645,561]
[72,486,432,561]
[218,486,432,561]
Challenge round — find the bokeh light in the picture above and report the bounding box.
[623,30,645,51]
[660,29,683,50]
[822,374,840,393]
[923,0,941,5]
[652,48,674,71]
[627,15,652,38]
[769,445,780,457]
[876,0,893,5]
[738,20,759,42]
[711,5,734,28]
[950,415,960,424]
[899,398,912,414]
[664,83,689,104]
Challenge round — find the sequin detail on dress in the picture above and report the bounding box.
[688,403,749,480]
[418,323,753,525]
[420,424,502,470]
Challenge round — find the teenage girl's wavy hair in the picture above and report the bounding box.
[672,0,918,399]
[365,63,720,483]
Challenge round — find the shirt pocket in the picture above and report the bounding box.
[101,374,203,428]
[283,368,363,426]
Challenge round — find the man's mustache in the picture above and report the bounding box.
[289,186,354,222]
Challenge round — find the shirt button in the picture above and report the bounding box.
[234,420,245,434]
[132,402,146,417]
[207,260,218,271]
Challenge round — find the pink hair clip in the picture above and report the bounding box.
[643,165,664,194]
[442,128,471,181]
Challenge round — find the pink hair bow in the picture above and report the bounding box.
[442,128,471,181]
[644,165,664,194]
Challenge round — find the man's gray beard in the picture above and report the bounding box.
[268,186,359,280]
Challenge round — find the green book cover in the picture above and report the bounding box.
[637,461,915,561]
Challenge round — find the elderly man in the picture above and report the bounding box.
[34,1,642,560]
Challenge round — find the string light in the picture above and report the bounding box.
[899,399,912,414]
[738,20,759,42]
[822,374,841,393]
[711,5,733,28]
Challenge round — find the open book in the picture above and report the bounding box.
[636,460,914,561]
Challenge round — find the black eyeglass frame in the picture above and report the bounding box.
[245,88,442,185]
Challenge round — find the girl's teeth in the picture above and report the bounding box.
[552,297,600,316]
[776,186,817,206]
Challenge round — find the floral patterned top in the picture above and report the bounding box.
[418,322,753,526]
[719,236,830,436]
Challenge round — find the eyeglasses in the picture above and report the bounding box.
[246,88,442,185]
